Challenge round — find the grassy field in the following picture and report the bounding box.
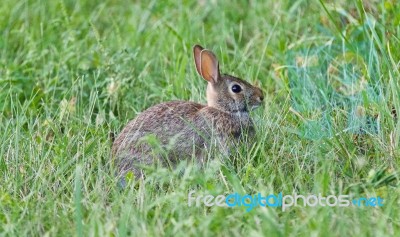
[1,0,400,236]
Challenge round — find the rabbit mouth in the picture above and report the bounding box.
[232,108,248,113]
[231,104,248,113]
[231,104,260,113]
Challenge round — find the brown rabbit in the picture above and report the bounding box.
[112,45,264,181]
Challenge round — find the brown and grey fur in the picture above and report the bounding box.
[112,45,264,180]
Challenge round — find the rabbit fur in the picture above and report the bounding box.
[112,45,264,180]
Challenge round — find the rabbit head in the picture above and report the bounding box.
[193,45,264,114]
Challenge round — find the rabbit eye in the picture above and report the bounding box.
[231,84,242,93]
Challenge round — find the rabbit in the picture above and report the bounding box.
[112,45,264,181]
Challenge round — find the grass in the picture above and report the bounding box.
[1,0,400,236]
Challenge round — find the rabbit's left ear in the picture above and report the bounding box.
[193,45,220,83]
[193,45,204,77]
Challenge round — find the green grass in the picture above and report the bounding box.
[1,0,400,236]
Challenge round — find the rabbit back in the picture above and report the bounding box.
[112,100,254,178]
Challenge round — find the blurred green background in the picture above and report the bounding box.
[1,0,399,236]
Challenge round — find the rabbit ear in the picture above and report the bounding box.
[200,50,220,83]
[193,45,204,77]
[193,45,220,83]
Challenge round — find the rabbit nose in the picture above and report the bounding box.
[256,88,264,102]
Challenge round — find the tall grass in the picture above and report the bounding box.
[1,0,399,236]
